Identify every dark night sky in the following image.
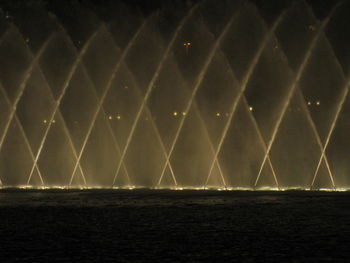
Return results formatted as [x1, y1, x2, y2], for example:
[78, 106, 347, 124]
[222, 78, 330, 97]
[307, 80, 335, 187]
[0, 0, 348, 68]
[0, 0, 342, 20]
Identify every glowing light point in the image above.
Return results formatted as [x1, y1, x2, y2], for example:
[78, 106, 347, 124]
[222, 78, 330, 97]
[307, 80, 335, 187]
[183, 42, 192, 53]
[182, 112, 186, 116]
[173, 111, 178, 116]
[308, 25, 316, 31]
[43, 120, 47, 124]
[52, 119, 56, 123]
[116, 115, 121, 120]
[307, 101, 311, 106]
[249, 106, 253, 111]
[316, 101, 320, 106]
[108, 115, 112, 120]
[216, 112, 221, 117]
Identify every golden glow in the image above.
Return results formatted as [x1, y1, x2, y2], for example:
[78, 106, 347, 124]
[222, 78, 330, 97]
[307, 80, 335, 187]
[316, 101, 320, 106]
[249, 106, 253, 111]
[307, 101, 311, 106]
[43, 119, 47, 124]
[216, 112, 221, 117]
[52, 119, 56, 123]
[183, 42, 191, 46]
[108, 115, 112, 120]
[182, 112, 186, 116]
[116, 115, 121, 120]
[173, 111, 178, 116]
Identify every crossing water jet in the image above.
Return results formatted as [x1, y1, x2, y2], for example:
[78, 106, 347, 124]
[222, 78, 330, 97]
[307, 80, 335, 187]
[205, 11, 285, 188]
[0, 1, 349, 189]
[254, 3, 341, 188]
[112, 5, 199, 186]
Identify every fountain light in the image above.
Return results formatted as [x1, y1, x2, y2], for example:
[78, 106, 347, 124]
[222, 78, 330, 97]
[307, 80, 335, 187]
[1, 2, 348, 191]
[183, 42, 192, 53]
[308, 25, 316, 31]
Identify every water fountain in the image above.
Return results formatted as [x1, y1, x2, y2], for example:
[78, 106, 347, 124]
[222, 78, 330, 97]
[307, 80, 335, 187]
[0, 0, 349, 190]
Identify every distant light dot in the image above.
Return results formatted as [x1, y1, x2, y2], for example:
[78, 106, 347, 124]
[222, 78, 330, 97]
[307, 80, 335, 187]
[216, 112, 221, 117]
[43, 120, 47, 124]
[316, 101, 320, 106]
[116, 115, 121, 120]
[173, 111, 178, 116]
[307, 101, 311, 106]
[108, 115, 112, 120]
[308, 25, 316, 31]
[52, 120, 56, 123]
[182, 112, 186, 116]
[249, 107, 253, 111]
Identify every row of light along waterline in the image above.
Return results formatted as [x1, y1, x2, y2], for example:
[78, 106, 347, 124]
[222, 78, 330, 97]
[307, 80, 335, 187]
[1, 0, 350, 190]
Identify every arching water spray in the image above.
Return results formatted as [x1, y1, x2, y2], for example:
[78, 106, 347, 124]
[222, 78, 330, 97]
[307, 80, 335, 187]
[112, 5, 200, 185]
[0, 30, 55, 185]
[254, 3, 341, 188]
[26, 28, 102, 186]
[157, 10, 241, 187]
[205, 11, 286, 188]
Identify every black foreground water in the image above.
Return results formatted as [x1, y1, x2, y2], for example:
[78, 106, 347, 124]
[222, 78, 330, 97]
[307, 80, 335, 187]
[0, 190, 349, 262]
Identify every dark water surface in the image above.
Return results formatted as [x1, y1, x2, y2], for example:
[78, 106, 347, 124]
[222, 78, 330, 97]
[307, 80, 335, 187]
[0, 189, 349, 262]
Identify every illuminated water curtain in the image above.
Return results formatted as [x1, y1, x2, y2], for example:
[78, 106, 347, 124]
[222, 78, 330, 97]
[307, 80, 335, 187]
[0, 1, 349, 190]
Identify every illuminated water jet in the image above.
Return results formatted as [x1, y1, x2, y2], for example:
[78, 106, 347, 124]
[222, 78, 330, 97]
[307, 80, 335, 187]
[0, 1, 349, 190]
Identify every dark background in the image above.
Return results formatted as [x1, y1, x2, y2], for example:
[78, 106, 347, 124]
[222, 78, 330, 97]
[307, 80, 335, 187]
[0, 0, 342, 20]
